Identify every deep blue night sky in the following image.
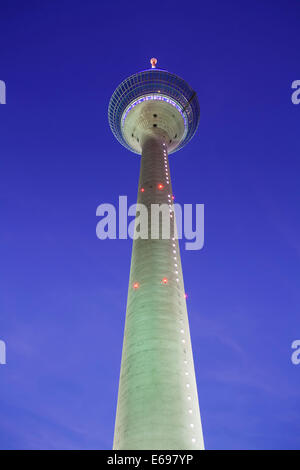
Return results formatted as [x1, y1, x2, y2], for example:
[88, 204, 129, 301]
[1, 0, 300, 449]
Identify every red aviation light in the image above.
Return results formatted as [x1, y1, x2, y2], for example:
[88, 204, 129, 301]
[157, 183, 164, 190]
[133, 282, 140, 289]
[172, 195, 175, 200]
[184, 293, 188, 299]
[162, 277, 168, 284]
[140, 187, 145, 192]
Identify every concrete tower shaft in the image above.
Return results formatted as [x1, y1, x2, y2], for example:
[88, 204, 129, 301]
[113, 136, 204, 450]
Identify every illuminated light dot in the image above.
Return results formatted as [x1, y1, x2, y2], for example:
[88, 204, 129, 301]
[184, 293, 188, 299]
[192, 438, 196, 444]
[174, 257, 177, 260]
[190, 424, 194, 428]
[187, 395, 191, 400]
[172, 243, 176, 247]
[140, 187, 145, 192]
[176, 278, 179, 282]
[180, 329, 184, 333]
[162, 277, 168, 284]
[133, 282, 140, 289]
[186, 384, 190, 388]
[185, 372, 189, 376]
[184, 360, 188, 364]
[157, 183, 164, 190]
[172, 195, 175, 200]
[188, 409, 193, 414]
[181, 339, 185, 343]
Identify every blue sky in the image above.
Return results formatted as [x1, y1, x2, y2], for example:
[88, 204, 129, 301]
[0, 0, 300, 449]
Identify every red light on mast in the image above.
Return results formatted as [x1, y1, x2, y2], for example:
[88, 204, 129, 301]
[157, 183, 164, 190]
[140, 187, 145, 192]
[162, 277, 168, 284]
[133, 282, 140, 289]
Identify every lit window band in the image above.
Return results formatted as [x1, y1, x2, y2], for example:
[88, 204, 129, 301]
[121, 94, 188, 131]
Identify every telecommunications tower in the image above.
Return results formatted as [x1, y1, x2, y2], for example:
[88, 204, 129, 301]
[108, 59, 204, 450]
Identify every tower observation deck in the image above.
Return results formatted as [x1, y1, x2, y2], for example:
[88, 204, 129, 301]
[108, 59, 204, 450]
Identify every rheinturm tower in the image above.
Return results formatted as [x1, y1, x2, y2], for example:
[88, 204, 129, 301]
[108, 59, 204, 450]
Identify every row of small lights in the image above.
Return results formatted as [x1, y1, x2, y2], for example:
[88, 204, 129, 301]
[137, 143, 196, 444]
[166, 146, 196, 442]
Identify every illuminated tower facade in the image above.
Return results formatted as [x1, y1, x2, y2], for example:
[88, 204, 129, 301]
[108, 59, 204, 450]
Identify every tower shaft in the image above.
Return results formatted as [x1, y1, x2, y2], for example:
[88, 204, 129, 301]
[113, 136, 204, 450]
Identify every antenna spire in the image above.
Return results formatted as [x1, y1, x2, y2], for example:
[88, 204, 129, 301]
[150, 57, 157, 69]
